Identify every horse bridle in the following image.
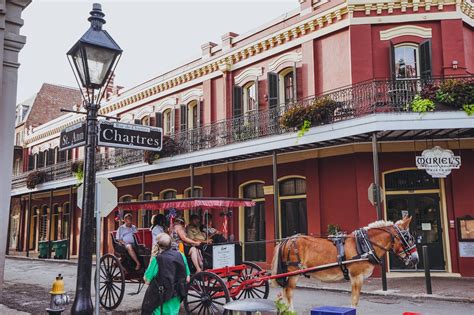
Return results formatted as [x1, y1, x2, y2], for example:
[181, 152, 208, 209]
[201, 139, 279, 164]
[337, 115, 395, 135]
[368, 225, 417, 265]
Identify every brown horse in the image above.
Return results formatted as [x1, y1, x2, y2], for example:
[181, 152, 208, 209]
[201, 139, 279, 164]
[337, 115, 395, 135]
[270, 217, 419, 309]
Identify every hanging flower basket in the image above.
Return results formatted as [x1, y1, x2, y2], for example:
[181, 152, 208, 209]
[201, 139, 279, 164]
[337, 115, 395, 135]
[26, 170, 46, 189]
[280, 97, 338, 130]
[71, 160, 84, 182]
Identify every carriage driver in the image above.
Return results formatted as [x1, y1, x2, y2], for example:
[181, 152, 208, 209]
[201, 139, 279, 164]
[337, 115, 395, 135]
[117, 213, 141, 270]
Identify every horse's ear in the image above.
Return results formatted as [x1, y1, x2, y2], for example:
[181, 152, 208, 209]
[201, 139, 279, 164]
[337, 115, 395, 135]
[401, 216, 412, 229]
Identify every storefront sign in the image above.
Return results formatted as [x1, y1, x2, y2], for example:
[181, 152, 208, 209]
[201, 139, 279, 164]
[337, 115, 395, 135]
[416, 146, 461, 178]
[212, 244, 235, 269]
[98, 121, 162, 151]
[459, 242, 474, 257]
[59, 122, 86, 151]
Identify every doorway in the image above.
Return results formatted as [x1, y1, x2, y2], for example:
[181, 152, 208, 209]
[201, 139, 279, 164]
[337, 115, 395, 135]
[384, 169, 446, 271]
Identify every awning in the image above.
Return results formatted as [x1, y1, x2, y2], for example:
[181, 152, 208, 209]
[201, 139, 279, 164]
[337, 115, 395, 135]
[114, 197, 255, 212]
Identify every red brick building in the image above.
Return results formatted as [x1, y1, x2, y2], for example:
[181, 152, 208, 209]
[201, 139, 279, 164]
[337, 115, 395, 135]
[9, 0, 474, 277]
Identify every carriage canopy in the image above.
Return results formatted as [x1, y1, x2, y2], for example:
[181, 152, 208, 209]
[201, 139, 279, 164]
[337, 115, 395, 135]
[112, 197, 256, 213]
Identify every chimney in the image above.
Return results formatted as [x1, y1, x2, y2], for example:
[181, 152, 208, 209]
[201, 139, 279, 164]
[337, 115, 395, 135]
[221, 32, 239, 51]
[201, 41, 217, 59]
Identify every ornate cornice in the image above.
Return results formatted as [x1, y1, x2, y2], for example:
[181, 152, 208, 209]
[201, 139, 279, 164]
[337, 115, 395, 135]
[380, 25, 432, 40]
[347, 0, 458, 16]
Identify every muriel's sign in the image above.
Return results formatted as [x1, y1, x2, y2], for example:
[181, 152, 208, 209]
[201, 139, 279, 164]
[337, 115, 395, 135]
[98, 121, 163, 152]
[416, 146, 461, 178]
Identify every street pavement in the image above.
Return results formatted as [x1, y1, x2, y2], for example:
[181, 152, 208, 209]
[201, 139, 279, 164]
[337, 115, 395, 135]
[2, 257, 473, 314]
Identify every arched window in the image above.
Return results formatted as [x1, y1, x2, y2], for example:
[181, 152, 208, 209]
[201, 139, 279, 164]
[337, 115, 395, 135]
[58, 148, 67, 163]
[30, 207, 39, 250]
[161, 190, 177, 200]
[39, 206, 48, 241]
[46, 148, 55, 166]
[163, 109, 172, 135]
[61, 202, 70, 240]
[188, 101, 199, 130]
[37, 151, 45, 168]
[283, 72, 294, 104]
[141, 115, 150, 126]
[242, 182, 266, 261]
[243, 82, 257, 115]
[279, 177, 307, 238]
[277, 67, 297, 105]
[394, 44, 418, 79]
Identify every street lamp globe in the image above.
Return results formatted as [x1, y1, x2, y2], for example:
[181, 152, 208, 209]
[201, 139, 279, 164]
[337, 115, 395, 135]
[67, 3, 122, 92]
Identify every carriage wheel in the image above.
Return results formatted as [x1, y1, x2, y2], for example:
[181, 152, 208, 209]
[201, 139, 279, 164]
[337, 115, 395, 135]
[234, 261, 270, 300]
[98, 254, 125, 311]
[184, 271, 230, 315]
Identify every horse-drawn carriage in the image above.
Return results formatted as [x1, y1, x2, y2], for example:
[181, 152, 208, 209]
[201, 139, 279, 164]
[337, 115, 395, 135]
[98, 197, 419, 313]
[98, 197, 270, 313]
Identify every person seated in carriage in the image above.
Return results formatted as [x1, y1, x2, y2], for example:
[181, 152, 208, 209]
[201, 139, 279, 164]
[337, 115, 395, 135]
[150, 214, 166, 247]
[201, 213, 226, 244]
[170, 215, 206, 272]
[116, 213, 141, 270]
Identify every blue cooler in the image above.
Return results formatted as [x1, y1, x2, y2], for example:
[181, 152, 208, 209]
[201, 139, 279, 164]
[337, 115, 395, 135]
[311, 306, 356, 315]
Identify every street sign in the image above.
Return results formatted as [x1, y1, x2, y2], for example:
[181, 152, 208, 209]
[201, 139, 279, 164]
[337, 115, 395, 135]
[368, 183, 384, 206]
[98, 120, 163, 151]
[77, 177, 118, 217]
[59, 122, 86, 151]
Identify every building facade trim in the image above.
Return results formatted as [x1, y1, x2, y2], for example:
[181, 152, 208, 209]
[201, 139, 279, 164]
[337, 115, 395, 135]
[234, 67, 264, 85]
[380, 25, 433, 40]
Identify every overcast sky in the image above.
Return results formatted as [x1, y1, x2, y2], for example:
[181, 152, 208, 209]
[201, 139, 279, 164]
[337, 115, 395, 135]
[17, 0, 296, 103]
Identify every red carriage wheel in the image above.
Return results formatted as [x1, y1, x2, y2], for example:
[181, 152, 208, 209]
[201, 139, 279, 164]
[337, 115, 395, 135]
[184, 271, 230, 314]
[97, 254, 125, 311]
[233, 261, 269, 300]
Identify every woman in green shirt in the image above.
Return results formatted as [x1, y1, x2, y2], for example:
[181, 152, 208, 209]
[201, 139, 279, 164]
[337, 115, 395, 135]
[143, 233, 190, 315]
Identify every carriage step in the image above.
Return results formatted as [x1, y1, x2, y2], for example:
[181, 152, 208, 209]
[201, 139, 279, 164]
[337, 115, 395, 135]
[311, 306, 356, 315]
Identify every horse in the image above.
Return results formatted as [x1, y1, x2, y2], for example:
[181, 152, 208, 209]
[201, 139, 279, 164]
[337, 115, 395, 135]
[270, 216, 419, 309]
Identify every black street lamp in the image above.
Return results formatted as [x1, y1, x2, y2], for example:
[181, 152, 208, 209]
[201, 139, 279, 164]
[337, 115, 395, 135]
[67, 3, 122, 314]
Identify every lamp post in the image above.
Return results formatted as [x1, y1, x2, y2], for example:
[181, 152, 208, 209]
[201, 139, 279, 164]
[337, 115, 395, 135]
[67, 3, 122, 314]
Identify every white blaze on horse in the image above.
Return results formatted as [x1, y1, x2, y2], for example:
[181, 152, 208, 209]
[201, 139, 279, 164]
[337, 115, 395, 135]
[270, 216, 419, 309]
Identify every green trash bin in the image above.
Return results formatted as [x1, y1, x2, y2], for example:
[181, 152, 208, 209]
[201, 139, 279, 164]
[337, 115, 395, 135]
[52, 239, 68, 259]
[38, 240, 50, 259]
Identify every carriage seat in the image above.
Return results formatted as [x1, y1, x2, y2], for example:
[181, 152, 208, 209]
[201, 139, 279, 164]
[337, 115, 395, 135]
[110, 230, 151, 257]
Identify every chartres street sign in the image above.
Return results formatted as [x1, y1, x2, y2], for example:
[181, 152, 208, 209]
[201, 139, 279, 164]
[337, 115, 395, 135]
[98, 120, 163, 151]
[59, 122, 86, 151]
[416, 146, 461, 178]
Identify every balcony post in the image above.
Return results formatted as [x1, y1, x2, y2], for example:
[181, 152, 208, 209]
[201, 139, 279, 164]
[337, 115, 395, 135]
[372, 132, 387, 291]
[190, 164, 195, 198]
[26, 192, 32, 257]
[68, 185, 73, 260]
[48, 189, 54, 258]
[272, 151, 279, 241]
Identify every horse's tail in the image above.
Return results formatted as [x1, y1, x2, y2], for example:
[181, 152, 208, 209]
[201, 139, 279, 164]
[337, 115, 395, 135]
[271, 240, 289, 287]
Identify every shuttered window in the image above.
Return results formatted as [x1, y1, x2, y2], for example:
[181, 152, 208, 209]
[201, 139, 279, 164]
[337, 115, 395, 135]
[180, 104, 187, 131]
[419, 40, 432, 80]
[267, 72, 279, 108]
[233, 86, 243, 117]
[155, 112, 163, 128]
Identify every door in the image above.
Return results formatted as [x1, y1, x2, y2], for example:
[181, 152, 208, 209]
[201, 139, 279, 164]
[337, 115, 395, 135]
[386, 194, 445, 270]
[281, 198, 307, 238]
[244, 201, 266, 261]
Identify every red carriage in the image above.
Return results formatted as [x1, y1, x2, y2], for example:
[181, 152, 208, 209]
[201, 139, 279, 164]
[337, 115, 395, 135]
[97, 197, 271, 313]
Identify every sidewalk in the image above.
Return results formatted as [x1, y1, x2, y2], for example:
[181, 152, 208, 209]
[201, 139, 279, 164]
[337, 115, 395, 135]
[298, 275, 474, 303]
[0, 304, 29, 315]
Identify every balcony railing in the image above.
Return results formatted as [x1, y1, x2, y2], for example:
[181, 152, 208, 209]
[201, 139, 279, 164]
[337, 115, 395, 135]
[11, 76, 473, 190]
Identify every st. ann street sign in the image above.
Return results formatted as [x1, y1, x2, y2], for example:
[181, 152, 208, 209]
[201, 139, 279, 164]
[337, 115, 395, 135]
[59, 122, 86, 151]
[98, 120, 163, 151]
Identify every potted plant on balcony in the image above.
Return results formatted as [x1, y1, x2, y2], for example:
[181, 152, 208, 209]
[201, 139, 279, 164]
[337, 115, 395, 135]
[71, 160, 84, 182]
[280, 97, 338, 130]
[26, 170, 46, 189]
[143, 136, 179, 164]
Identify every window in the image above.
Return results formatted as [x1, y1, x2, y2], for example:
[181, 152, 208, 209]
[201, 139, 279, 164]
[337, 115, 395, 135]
[385, 170, 439, 191]
[391, 41, 432, 80]
[46, 148, 55, 166]
[242, 182, 266, 261]
[162, 190, 176, 200]
[142, 193, 154, 228]
[163, 109, 172, 135]
[185, 187, 203, 217]
[394, 45, 418, 79]
[37, 151, 45, 168]
[243, 82, 258, 115]
[61, 203, 70, 240]
[141, 116, 150, 126]
[279, 178, 307, 238]
[284, 72, 294, 103]
[188, 101, 200, 130]
[39, 206, 48, 241]
[52, 205, 60, 241]
[28, 155, 35, 171]
[58, 149, 67, 163]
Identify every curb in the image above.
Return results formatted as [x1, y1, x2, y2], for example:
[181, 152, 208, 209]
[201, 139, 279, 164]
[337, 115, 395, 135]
[297, 283, 474, 304]
[6, 255, 82, 265]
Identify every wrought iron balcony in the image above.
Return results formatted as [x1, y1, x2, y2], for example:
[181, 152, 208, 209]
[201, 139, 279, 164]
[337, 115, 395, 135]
[11, 76, 473, 190]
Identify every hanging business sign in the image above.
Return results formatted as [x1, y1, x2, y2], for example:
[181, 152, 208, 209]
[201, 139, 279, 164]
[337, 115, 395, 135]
[98, 120, 163, 151]
[416, 146, 461, 178]
[59, 122, 86, 151]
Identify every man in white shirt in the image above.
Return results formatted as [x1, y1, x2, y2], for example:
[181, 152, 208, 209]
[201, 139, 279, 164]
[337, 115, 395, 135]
[117, 213, 141, 270]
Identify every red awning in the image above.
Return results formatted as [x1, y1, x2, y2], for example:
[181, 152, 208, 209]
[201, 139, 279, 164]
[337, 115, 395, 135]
[114, 197, 255, 212]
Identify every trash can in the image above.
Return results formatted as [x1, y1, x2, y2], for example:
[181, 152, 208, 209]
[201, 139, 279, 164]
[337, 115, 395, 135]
[51, 239, 68, 259]
[38, 240, 50, 259]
